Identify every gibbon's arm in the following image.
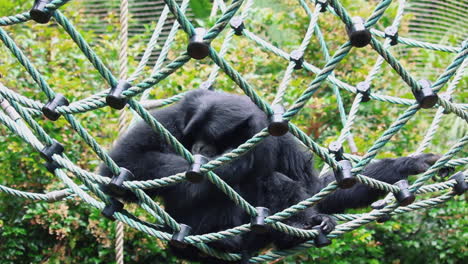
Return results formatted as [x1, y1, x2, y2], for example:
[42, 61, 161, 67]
[317, 154, 441, 214]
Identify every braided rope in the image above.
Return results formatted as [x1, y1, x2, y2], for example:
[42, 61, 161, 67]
[0, 0, 466, 263]
[114, 0, 130, 262]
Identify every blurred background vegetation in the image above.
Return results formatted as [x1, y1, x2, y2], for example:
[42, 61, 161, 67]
[0, 0, 466, 263]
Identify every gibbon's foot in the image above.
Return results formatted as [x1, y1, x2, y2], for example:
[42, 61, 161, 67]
[307, 214, 336, 234]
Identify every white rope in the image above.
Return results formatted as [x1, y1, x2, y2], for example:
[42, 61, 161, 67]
[127, 5, 171, 83]
[321, 0, 408, 176]
[414, 56, 467, 155]
[206, 0, 254, 85]
[115, 0, 129, 263]
[272, 1, 322, 106]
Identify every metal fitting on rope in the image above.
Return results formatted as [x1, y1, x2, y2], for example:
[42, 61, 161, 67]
[108, 168, 135, 196]
[101, 197, 124, 221]
[290, 50, 304, 70]
[106, 80, 131, 110]
[384, 26, 399, 46]
[250, 207, 270, 233]
[413, 79, 438, 109]
[450, 172, 467, 195]
[187, 28, 210, 60]
[42, 93, 69, 121]
[346, 16, 371, 48]
[40, 140, 64, 173]
[313, 225, 332, 247]
[394, 180, 415, 206]
[328, 141, 344, 161]
[230, 16, 245, 36]
[371, 199, 391, 222]
[44, 160, 62, 174]
[268, 104, 289, 136]
[333, 160, 356, 188]
[439, 92, 452, 114]
[315, 0, 328, 12]
[30, 0, 53, 24]
[40, 140, 64, 162]
[356, 81, 371, 102]
[170, 224, 192, 248]
[186, 154, 209, 183]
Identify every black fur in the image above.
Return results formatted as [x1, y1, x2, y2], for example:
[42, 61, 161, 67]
[99, 89, 441, 263]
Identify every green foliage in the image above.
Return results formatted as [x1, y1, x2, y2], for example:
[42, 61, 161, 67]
[276, 197, 467, 264]
[189, 0, 212, 19]
[0, 0, 466, 263]
[0, 0, 28, 15]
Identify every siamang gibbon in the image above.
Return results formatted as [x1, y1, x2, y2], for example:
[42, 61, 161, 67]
[99, 89, 442, 263]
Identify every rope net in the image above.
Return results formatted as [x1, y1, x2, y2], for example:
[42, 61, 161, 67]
[0, 0, 467, 262]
